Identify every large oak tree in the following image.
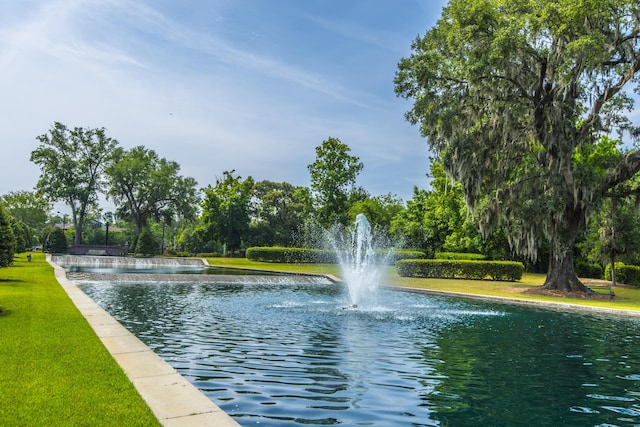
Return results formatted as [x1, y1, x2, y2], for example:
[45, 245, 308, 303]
[395, 0, 640, 292]
[31, 122, 119, 246]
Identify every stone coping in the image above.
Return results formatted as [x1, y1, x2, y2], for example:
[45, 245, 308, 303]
[392, 286, 640, 318]
[47, 255, 241, 427]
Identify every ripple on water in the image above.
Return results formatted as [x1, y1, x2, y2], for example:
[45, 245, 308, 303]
[77, 281, 640, 427]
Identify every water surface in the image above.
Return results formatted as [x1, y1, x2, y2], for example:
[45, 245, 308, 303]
[78, 280, 640, 426]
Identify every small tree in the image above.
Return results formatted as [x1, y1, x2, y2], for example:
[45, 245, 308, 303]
[135, 230, 156, 256]
[45, 228, 68, 254]
[0, 205, 16, 267]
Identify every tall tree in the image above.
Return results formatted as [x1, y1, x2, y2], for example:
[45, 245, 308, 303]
[200, 170, 254, 256]
[395, 0, 640, 292]
[30, 122, 119, 245]
[105, 146, 199, 236]
[308, 137, 363, 227]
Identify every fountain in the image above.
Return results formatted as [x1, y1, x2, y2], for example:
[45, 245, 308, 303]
[333, 214, 381, 307]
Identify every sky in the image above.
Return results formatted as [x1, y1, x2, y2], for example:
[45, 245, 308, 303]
[0, 0, 449, 211]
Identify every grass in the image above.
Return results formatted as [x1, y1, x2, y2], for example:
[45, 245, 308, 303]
[206, 257, 640, 313]
[0, 253, 161, 427]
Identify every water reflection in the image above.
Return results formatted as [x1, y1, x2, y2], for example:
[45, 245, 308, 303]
[78, 281, 640, 426]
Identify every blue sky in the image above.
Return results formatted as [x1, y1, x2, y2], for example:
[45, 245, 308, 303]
[0, 0, 448, 208]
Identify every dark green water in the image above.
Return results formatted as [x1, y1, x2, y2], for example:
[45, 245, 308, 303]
[78, 281, 640, 426]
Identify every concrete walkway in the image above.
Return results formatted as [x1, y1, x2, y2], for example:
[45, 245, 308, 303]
[48, 257, 241, 427]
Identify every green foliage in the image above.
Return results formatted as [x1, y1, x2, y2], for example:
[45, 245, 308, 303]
[134, 229, 157, 255]
[308, 137, 363, 226]
[348, 193, 404, 231]
[0, 204, 16, 267]
[605, 262, 640, 287]
[1, 190, 50, 231]
[397, 259, 524, 281]
[246, 247, 337, 263]
[246, 246, 427, 265]
[30, 122, 119, 245]
[395, 0, 640, 291]
[575, 262, 603, 280]
[45, 228, 68, 254]
[248, 180, 310, 247]
[200, 170, 254, 255]
[436, 252, 486, 260]
[10, 218, 33, 253]
[106, 145, 199, 235]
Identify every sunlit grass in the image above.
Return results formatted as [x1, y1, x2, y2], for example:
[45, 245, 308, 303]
[205, 257, 640, 313]
[0, 253, 160, 426]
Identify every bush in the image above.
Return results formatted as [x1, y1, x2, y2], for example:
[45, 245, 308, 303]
[45, 228, 68, 254]
[605, 262, 640, 287]
[0, 204, 16, 267]
[374, 249, 427, 265]
[396, 259, 524, 281]
[245, 247, 428, 264]
[575, 262, 603, 279]
[246, 247, 337, 263]
[134, 230, 157, 256]
[435, 252, 486, 260]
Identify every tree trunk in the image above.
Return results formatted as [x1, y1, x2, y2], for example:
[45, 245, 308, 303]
[542, 248, 585, 292]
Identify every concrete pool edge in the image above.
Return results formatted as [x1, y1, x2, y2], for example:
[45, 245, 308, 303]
[47, 255, 241, 427]
[392, 286, 640, 318]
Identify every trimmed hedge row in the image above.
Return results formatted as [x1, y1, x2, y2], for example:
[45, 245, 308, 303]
[245, 247, 427, 264]
[605, 262, 640, 287]
[396, 259, 524, 281]
[435, 252, 486, 260]
[246, 247, 336, 263]
[575, 262, 603, 279]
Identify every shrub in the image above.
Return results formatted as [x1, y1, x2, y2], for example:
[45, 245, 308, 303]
[45, 227, 68, 254]
[605, 262, 640, 287]
[246, 247, 337, 263]
[0, 204, 16, 267]
[435, 252, 486, 260]
[135, 230, 157, 256]
[246, 247, 428, 264]
[575, 262, 603, 279]
[396, 259, 524, 281]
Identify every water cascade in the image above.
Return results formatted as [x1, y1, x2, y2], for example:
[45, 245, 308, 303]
[336, 213, 381, 307]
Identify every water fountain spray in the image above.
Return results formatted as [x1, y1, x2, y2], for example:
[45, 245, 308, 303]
[335, 214, 380, 307]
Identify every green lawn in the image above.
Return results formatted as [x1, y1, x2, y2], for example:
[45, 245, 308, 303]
[0, 253, 160, 427]
[206, 257, 640, 313]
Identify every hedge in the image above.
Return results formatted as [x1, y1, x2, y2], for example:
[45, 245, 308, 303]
[245, 247, 427, 264]
[396, 259, 524, 281]
[435, 252, 486, 260]
[575, 262, 603, 279]
[605, 262, 640, 287]
[246, 247, 337, 263]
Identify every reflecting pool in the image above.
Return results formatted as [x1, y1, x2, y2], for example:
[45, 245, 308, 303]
[78, 280, 640, 426]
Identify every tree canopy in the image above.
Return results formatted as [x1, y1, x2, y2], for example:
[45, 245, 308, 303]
[308, 137, 363, 227]
[30, 122, 119, 245]
[105, 146, 199, 236]
[200, 170, 254, 255]
[395, 0, 640, 292]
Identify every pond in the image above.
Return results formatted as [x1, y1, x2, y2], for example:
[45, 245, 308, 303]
[78, 280, 640, 426]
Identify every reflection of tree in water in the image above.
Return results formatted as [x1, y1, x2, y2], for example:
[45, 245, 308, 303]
[423, 307, 640, 426]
